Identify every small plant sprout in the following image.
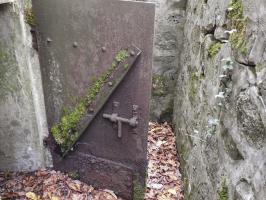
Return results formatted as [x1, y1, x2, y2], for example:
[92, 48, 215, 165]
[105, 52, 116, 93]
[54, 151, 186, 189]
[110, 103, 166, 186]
[208, 118, 220, 126]
[224, 29, 237, 34]
[207, 118, 219, 134]
[215, 92, 225, 99]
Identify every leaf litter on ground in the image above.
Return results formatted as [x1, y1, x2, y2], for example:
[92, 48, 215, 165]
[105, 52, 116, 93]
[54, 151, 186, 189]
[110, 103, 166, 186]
[0, 169, 122, 200]
[0, 122, 183, 200]
[145, 122, 183, 200]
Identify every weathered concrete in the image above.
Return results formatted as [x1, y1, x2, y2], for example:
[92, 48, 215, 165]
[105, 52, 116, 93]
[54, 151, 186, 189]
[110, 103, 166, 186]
[136, 0, 187, 123]
[174, 0, 266, 199]
[0, 1, 51, 171]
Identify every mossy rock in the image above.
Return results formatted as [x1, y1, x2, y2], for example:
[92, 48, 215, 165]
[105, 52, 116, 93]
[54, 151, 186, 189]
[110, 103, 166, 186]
[152, 74, 167, 97]
[227, 0, 248, 54]
[24, 6, 35, 26]
[186, 68, 200, 103]
[218, 180, 229, 200]
[207, 42, 222, 58]
[0, 43, 17, 100]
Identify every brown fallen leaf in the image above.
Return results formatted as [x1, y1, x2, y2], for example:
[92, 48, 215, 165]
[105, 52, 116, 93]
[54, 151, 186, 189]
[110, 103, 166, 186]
[26, 191, 40, 200]
[146, 122, 183, 200]
[0, 123, 183, 200]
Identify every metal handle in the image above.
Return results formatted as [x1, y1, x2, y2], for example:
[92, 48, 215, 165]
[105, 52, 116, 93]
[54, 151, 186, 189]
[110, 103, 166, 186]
[103, 112, 138, 138]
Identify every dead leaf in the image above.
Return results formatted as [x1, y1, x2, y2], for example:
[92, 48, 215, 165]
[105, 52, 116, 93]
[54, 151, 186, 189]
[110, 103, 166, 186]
[51, 196, 60, 200]
[103, 189, 118, 199]
[26, 191, 40, 200]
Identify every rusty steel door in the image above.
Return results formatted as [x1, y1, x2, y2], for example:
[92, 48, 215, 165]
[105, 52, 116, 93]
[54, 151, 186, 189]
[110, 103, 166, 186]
[33, 0, 155, 199]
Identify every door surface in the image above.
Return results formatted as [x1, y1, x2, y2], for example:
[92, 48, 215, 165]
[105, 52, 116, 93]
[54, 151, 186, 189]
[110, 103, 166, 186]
[33, 0, 155, 199]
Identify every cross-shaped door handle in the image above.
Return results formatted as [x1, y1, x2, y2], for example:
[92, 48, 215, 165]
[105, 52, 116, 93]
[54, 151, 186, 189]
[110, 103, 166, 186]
[103, 102, 138, 139]
[103, 113, 138, 138]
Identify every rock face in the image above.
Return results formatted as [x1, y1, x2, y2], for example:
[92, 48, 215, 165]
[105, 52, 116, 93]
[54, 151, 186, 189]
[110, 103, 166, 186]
[174, 0, 266, 199]
[136, 0, 187, 122]
[0, 1, 51, 171]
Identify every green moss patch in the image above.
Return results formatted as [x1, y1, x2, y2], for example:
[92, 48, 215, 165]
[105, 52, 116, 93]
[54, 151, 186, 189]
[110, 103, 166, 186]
[218, 180, 229, 200]
[67, 170, 80, 180]
[152, 74, 167, 97]
[227, 0, 247, 53]
[133, 176, 145, 200]
[115, 50, 129, 62]
[0, 43, 17, 99]
[0, 46, 8, 87]
[51, 50, 129, 154]
[256, 63, 264, 73]
[187, 72, 199, 102]
[208, 42, 222, 58]
[24, 6, 35, 26]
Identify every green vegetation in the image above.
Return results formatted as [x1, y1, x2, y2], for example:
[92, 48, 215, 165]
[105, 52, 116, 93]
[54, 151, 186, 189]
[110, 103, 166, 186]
[115, 50, 129, 62]
[133, 176, 145, 200]
[68, 170, 80, 180]
[256, 63, 264, 73]
[51, 104, 85, 153]
[187, 72, 199, 102]
[0, 46, 8, 92]
[152, 74, 167, 96]
[208, 42, 222, 58]
[51, 50, 129, 154]
[218, 180, 229, 200]
[227, 0, 247, 53]
[24, 6, 35, 26]
[0, 44, 17, 99]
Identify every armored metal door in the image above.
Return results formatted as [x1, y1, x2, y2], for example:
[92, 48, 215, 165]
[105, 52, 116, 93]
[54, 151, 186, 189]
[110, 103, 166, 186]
[33, 0, 155, 199]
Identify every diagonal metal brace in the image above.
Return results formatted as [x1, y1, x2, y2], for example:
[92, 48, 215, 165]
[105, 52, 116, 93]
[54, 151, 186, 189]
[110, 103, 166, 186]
[62, 45, 141, 156]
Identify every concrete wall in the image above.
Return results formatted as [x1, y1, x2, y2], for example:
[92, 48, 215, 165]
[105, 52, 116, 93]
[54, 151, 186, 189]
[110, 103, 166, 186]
[0, 1, 51, 171]
[174, 0, 266, 199]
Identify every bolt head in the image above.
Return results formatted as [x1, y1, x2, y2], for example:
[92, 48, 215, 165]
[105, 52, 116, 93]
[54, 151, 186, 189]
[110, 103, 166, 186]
[130, 51, 135, 56]
[73, 42, 78, 48]
[132, 105, 139, 111]
[113, 101, 120, 107]
[101, 47, 107, 52]
[46, 38, 52, 43]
